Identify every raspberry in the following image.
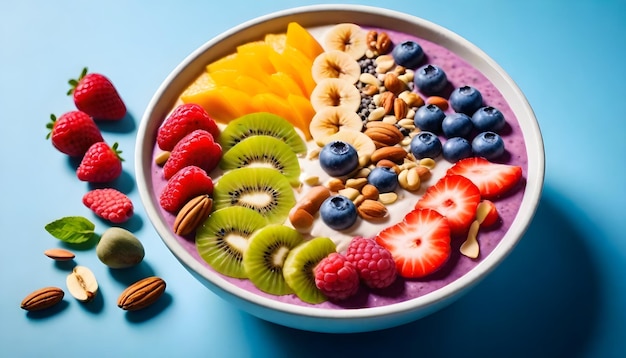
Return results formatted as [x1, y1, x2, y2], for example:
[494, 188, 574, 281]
[314, 253, 360, 301]
[83, 188, 133, 223]
[157, 103, 220, 151]
[345, 237, 397, 289]
[159, 165, 214, 213]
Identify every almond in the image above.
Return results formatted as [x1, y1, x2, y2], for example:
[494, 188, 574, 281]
[370, 146, 407, 164]
[21, 287, 64, 311]
[44, 248, 75, 261]
[364, 122, 403, 147]
[173, 194, 213, 236]
[357, 199, 388, 221]
[288, 208, 315, 231]
[361, 184, 379, 200]
[393, 98, 409, 119]
[426, 96, 449, 110]
[117, 276, 166, 311]
[383, 73, 406, 95]
[379, 91, 396, 115]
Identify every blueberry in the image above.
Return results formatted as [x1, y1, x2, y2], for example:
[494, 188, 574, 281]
[449, 85, 483, 115]
[410, 131, 442, 159]
[320, 195, 357, 230]
[442, 137, 472, 163]
[472, 131, 505, 160]
[442, 113, 473, 138]
[414, 64, 448, 96]
[471, 106, 506, 132]
[367, 166, 398, 193]
[391, 40, 424, 68]
[414, 104, 445, 133]
[318, 141, 359, 177]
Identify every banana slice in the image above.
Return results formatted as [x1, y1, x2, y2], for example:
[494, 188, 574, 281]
[310, 78, 361, 112]
[309, 106, 363, 146]
[320, 129, 376, 168]
[323, 23, 368, 60]
[312, 50, 361, 84]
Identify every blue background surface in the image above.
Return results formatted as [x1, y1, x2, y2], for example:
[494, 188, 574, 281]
[2, 0, 625, 357]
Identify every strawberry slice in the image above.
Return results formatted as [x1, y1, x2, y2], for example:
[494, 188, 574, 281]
[375, 208, 451, 279]
[415, 174, 481, 236]
[446, 157, 523, 199]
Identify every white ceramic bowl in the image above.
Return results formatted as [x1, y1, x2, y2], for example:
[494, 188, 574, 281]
[135, 4, 544, 333]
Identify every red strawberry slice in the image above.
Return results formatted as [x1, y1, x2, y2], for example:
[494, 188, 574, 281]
[415, 174, 481, 236]
[68, 67, 126, 121]
[159, 165, 214, 213]
[375, 208, 451, 279]
[446, 157, 523, 199]
[157, 103, 220, 151]
[163, 129, 222, 180]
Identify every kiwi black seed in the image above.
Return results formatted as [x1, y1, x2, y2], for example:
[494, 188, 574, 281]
[219, 135, 301, 187]
[212, 167, 296, 224]
[196, 206, 267, 278]
[283, 237, 337, 304]
[217, 112, 307, 154]
[243, 224, 304, 295]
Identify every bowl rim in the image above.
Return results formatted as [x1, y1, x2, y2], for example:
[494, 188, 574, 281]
[135, 4, 545, 321]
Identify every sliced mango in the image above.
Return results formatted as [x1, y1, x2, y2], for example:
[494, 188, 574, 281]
[285, 22, 324, 61]
[287, 94, 315, 139]
[264, 33, 287, 53]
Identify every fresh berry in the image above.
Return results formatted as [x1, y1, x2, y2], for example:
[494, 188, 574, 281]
[442, 113, 473, 138]
[314, 252, 360, 301]
[82, 188, 133, 223]
[413, 104, 445, 133]
[163, 129, 222, 179]
[160, 165, 214, 213]
[157, 103, 220, 151]
[319, 195, 357, 230]
[410, 131, 442, 159]
[367, 166, 398, 193]
[472, 131, 505, 160]
[477, 200, 499, 227]
[446, 157, 523, 199]
[68, 67, 126, 120]
[415, 174, 481, 236]
[375, 208, 451, 278]
[76, 142, 123, 183]
[449, 85, 483, 115]
[471, 106, 506, 132]
[442, 137, 472, 163]
[345, 237, 397, 289]
[391, 40, 424, 68]
[414, 64, 448, 96]
[46, 111, 103, 157]
[318, 141, 359, 177]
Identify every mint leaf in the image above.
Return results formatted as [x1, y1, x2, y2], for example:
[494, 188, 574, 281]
[45, 216, 96, 244]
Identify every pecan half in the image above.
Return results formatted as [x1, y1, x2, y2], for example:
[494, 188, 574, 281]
[21, 287, 64, 311]
[173, 194, 213, 236]
[117, 276, 166, 311]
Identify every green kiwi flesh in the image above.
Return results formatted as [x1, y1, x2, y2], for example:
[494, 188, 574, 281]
[243, 224, 304, 295]
[219, 135, 301, 187]
[196, 206, 267, 278]
[213, 167, 295, 224]
[283, 237, 337, 304]
[217, 112, 307, 154]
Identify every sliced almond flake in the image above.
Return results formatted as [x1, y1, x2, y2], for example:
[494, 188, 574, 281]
[460, 220, 481, 259]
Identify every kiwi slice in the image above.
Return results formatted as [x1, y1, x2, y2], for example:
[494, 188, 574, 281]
[196, 206, 267, 278]
[243, 224, 304, 295]
[218, 112, 307, 154]
[220, 135, 301, 187]
[213, 167, 296, 224]
[283, 237, 337, 304]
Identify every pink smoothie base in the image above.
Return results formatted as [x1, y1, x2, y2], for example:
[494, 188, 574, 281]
[149, 26, 528, 309]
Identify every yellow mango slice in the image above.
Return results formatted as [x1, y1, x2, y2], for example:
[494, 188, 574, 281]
[180, 72, 216, 103]
[188, 86, 255, 123]
[285, 22, 324, 61]
[287, 94, 315, 139]
[264, 33, 287, 53]
[269, 72, 305, 98]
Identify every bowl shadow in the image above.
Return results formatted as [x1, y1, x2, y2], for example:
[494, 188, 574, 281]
[234, 186, 602, 357]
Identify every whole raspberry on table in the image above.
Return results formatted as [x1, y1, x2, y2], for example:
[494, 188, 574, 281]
[345, 236, 397, 289]
[46, 111, 103, 157]
[314, 252, 360, 301]
[68, 67, 126, 121]
[83, 188, 134, 223]
[76, 142, 123, 183]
